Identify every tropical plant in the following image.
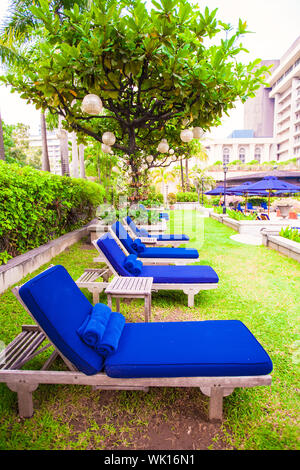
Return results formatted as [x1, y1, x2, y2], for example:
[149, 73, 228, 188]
[226, 209, 257, 220]
[0, 0, 271, 200]
[151, 166, 176, 203]
[279, 226, 300, 243]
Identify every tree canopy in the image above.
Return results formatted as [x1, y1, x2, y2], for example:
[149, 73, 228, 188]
[0, 0, 271, 199]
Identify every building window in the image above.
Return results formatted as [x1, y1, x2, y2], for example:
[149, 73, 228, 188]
[254, 147, 261, 163]
[239, 147, 246, 163]
[223, 147, 230, 164]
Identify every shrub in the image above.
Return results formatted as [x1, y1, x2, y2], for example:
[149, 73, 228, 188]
[176, 191, 198, 202]
[0, 161, 105, 262]
[226, 209, 257, 220]
[167, 193, 176, 205]
[279, 226, 300, 243]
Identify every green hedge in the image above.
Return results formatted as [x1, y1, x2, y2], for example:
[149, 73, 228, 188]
[0, 161, 105, 263]
[176, 191, 198, 202]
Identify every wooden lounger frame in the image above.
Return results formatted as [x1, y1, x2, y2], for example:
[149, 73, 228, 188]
[92, 240, 218, 308]
[0, 283, 272, 422]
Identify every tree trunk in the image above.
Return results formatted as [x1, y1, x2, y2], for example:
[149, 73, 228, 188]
[180, 158, 185, 192]
[58, 116, 70, 176]
[185, 158, 190, 191]
[79, 143, 86, 178]
[0, 112, 6, 161]
[71, 132, 79, 178]
[40, 112, 51, 171]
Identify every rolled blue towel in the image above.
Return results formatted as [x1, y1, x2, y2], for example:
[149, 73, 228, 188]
[77, 303, 112, 348]
[123, 255, 143, 275]
[124, 254, 138, 272]
[96, 312, 126, 356]
[131, 259, 143, 276]
[131, 238, 145, 253]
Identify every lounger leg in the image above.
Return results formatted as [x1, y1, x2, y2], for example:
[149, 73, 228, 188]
[187, 293, 194, 308]
[7, 382, 38, 418]
[200, 385, 231, 422]
[183, 288, 201, 308]
[107, 294, 112, 309]
[208, 386, 223, 422]
[89, 289, 99, 305]
[144, 293, 151, 322]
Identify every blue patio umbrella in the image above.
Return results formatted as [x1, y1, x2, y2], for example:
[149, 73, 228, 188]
[205, 185, 225, 195]
[229, 181, 257, 211]
[205, 185, 237, 196]
[244, 176, 300, 216]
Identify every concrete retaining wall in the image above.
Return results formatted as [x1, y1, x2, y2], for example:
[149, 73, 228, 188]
[0, 220, 95, 294]
[210, 211, 293, 235]
[261, 230, 300, 262]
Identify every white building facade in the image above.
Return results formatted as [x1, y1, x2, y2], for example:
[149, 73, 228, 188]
[202, 136, 277, 166]
[29, 130, 62, 175]
[269, 36, 300, 162]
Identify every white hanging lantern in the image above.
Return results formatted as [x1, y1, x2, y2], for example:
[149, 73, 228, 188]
[193, 127, 203, 139]
[182, 118, 190, 127]
[169, 148, 174, 155]
[102, 131, 116, 146]
[81, 94, 103, 115]
[180, 129, 194, 143]
[157, 140, 169, 153]
[101, 143, 111, 154]
[146, 155, 154, 164]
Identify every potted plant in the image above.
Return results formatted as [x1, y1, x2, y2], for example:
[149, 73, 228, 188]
[273, 198, 295, 219]
[167, 192, 177, 209]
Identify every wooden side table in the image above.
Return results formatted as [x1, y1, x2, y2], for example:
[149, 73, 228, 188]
[105, 277, 153, 322]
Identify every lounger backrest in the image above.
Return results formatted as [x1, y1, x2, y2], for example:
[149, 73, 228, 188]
[126, 216, 141, 236]
[18, 265, 105, 375]
[111, 221, 135, 254]
[96, 233, 132, 276]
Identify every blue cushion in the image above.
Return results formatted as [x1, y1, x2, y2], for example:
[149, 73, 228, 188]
[113, 221, 198, 258]
[139, 247, 199, 259]
[104, 320, 273, 378]
[126, 216, 189, 241]
[141, 265, 219, 284]
[126, 216, 190, 242]
[97, 233, 131, 276]
[19, 265, 105, 375]
[159, 213, 169, 220]
[97, 234, 216, 282]
[111, 221, 136, 254]
[157, 234, 189, 241]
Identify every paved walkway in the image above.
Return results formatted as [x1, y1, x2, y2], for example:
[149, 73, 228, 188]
[230, 233, 263, 245]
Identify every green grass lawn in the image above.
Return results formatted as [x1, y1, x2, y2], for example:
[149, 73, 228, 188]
[0, 210, 299, 450]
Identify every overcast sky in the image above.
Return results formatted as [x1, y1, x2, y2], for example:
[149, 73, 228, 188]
[0, 0, 300, 136]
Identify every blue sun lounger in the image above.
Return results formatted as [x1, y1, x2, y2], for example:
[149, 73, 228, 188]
[110, 221, 198, 265]
[1, 264, 272, 422]
[139, 203, 169, 221]
[125, 216, 189, 244]
[94, 232, 217, 307]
